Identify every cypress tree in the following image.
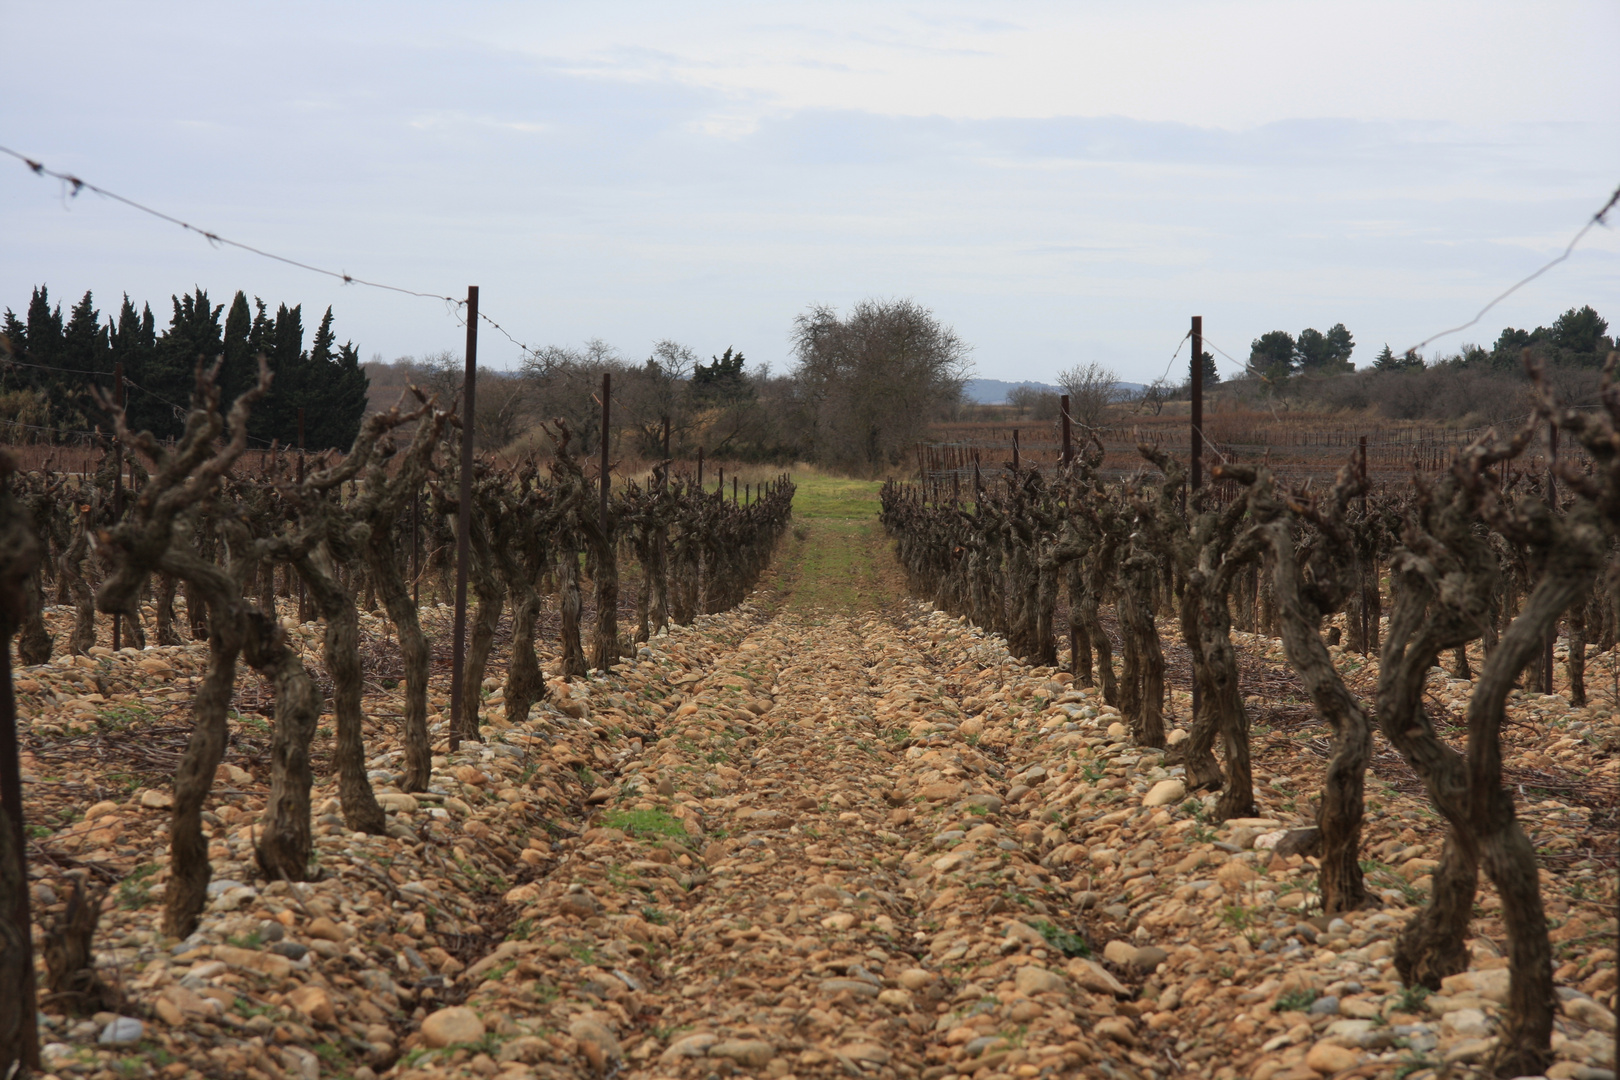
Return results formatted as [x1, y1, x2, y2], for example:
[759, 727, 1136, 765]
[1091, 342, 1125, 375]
[220, 290, 255, 410]
[132, 289, 223, 440]
[249, 303, 305, 445]
[298, 307, 368, 450]
[109, 296, 157, 419]
[60, 291, 110, 432]
[6, 285, 369, 445]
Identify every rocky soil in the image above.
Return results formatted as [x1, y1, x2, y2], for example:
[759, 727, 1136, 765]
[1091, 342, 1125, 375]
[15, 525, 1620, 1080]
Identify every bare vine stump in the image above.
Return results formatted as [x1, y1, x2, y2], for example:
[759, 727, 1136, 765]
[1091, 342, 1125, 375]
[253, 612, 322, 881]
[18, 564, 51, 664]
[154, 572, 183, 646]
[43, 881, 118, 1015]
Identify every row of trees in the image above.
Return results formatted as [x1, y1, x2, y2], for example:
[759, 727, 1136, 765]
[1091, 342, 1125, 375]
[370, 297, 973, 475]
[0, 286, 370, 450]
[1249, 323, 1356, 380]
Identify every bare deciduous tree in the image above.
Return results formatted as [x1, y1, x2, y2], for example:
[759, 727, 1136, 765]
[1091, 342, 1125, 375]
[1055, 361, 1120, 430]
[1007, 386, 1060, 420]
[792, 298, 970, 473]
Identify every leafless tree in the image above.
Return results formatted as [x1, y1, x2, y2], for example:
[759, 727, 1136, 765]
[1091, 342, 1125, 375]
[791, 298, 971, 473]
[1133, 377, 1175, 416]
[1055, 361, 1120, 430]
[1007, 386, 1060, 420]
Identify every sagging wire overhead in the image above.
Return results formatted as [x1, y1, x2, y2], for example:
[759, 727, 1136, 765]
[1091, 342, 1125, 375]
[0, 144, 466, 309]
[1401, 181, 1620, 358]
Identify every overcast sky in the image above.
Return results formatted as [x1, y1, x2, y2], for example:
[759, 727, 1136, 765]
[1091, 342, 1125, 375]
[3, 1, 1617, 384]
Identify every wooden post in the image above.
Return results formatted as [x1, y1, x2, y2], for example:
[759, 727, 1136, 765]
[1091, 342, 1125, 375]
[1190, 315, 1203, 727]
[112, 362, 124, 651]
[1359, 435, 1370, 653]
[1012, 429, 1020, 471]
[449, 285, 478, 751]
[1546, 423, 1558, 695]
[297, 407, 309, 621]
[600, 372, 611, 527]
[1190, 315, 1203, 491]
[1060, 394, 1072, 465]
[696, 447, 703, 488]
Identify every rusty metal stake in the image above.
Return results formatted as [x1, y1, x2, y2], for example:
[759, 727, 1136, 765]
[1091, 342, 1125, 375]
[1190, 315, 1203, 727]
[449, 285, 478, 750]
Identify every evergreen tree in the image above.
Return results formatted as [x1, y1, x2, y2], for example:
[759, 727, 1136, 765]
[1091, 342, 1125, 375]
[1372, 344, 1422, 372]
[1324, 323, 1355, 369]
[21, 288, 72, 429]
[1249, 330, 1297, 380]
[247, 303, 305, 446]
[23, 287, 64, 378]
[1550, 305, 1610, 355]
[109, 296, 157, 414]
[1197, 349, 1219, 385]
[1294, 324, 1354, 374]
[291, 307, 368, 450]
[59, 291, 111, 431]
[130, 289, 224, 440]
[693, 346, 751, 402]
[220, 290, 256, 410]
[62, 292, 108, 375]
[4, 284, 369, 445]
[303, 332, 370, 450]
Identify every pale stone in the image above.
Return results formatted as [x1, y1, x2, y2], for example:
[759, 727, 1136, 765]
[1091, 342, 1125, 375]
[568, 1017, 622, 1059]
[1442, 1038, 1496, 1065]
[1217, 860, 1258, 888]
[1441, 1008, 1491, 1038]
[1142, 778, 1186, 808]
[1304, 1041, 1359, 1074]
[287, 985, 335, 1025]
[660, 1033, 718, 1061]
[1014, 966, 1067, 996]
[213, 944, 292, 978]
[1066, 957, 1129, 996]
[1441, 968, 1510, 1004]
[877, 988, 913, 1009]
[1094, 1017, 1135, 1045]
[841, 1043, 891, 1065]
[140, 789, 174, 809]
[1564, 995, 1616, 1033]
[98, 1017, 144, 1045]
[1103, 940, 1139, 966]
[421, 1006, 485, 1048]
[708, 1039, 774, 1068]
[897, 968, 936, 991]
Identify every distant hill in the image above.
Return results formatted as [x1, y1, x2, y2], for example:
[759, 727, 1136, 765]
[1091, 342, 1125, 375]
[964, 378, 1145, 404]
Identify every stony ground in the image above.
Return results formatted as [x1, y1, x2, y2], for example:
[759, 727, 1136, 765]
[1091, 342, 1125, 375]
[15, 475, 1620, 1080]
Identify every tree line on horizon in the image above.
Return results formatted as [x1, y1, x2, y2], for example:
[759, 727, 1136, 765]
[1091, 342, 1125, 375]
[369, 296, 971, 475]
[0, 285, 370, 450]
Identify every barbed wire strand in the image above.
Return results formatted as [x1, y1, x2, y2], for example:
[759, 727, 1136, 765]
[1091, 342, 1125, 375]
[1, 145, 467, 308]
[1401, 181, 1620, 358]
